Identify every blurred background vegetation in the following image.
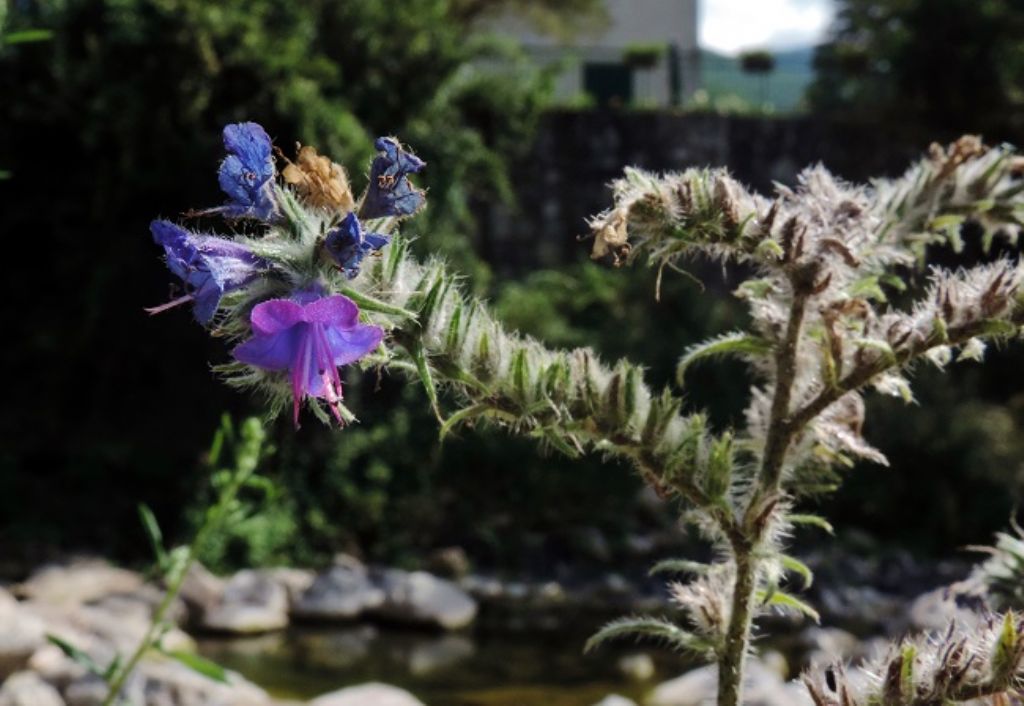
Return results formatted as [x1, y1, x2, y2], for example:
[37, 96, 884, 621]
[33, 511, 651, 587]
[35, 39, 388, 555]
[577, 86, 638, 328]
[3, 0, 1024, 575]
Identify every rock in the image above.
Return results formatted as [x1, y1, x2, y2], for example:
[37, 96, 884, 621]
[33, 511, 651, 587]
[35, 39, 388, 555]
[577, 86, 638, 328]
[593, 697, 637, 706]
[62, 674, 105, 706]
[795, 627, 861, 670]
[406, 635, 474, 676]
[0, 671, 64, 706]
[15, 559, 141, 607]
[647, 660, 811, 706]
[86, 586, 187, 628]
[426, 547, 470, 579]
[909, 587, 981, 633]
[179, 563, 225, 626]
[261, 568, 315, 606]
[0, 588, 46, 678]
[617, 653, 655, 681]
[459, 575, 503, 600]
[202, 570, 289, 634]
[309, 683, 425, 706]
[373, 570, 477, 630]
[293, 565, 385, 621]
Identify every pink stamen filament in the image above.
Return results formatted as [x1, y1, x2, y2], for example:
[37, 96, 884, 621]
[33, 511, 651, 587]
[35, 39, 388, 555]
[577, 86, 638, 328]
[144, 293, 194, 315]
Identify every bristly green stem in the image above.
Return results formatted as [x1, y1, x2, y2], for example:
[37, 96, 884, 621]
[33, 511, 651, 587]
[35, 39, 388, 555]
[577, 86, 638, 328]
[100, 425, 262, 706]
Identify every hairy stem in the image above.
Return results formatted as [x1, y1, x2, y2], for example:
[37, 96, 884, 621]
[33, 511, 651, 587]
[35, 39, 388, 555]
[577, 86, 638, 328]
[719, 289, 808, 706]
[718, 547, 757, 706]
[100, 448, 257, 705]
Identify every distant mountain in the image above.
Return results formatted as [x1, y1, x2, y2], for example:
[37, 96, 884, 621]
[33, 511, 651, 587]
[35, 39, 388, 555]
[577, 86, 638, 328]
[697, 46, 816, 113]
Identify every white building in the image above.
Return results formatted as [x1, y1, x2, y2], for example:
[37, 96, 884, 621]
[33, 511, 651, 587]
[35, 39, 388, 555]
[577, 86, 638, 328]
[492, 0, 700, 107]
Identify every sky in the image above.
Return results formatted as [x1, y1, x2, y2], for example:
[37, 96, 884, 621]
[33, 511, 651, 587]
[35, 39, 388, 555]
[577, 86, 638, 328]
[699, 0, 836, 55]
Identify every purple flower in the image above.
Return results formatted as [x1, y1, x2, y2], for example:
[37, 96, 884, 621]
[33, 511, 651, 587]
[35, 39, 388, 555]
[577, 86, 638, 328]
[324, 212, 390, 278]
[217, 122, 278, 220]
[360, 136, 426, 218]
[233, 293, 384, 426]
[148, 220, 268, 324]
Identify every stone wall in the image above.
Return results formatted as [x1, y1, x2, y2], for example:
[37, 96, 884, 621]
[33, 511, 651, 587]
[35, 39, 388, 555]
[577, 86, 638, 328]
[481, 111, 948, 270]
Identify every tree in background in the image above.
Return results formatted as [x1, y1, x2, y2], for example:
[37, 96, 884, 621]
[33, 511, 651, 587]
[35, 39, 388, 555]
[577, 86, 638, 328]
[809, 0, 1024, 141]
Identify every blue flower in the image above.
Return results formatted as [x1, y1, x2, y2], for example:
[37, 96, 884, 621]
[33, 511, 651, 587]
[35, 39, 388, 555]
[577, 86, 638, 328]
[360, 136, 426, 218]
[148, 220, 268, 324]
[232, 293, 384, 426]
[324, 212, 390, 279]
[217, 122, 278, 220]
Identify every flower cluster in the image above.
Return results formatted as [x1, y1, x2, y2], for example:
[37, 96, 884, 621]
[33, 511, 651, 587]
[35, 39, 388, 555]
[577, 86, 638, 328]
[148, 122, 426, 426]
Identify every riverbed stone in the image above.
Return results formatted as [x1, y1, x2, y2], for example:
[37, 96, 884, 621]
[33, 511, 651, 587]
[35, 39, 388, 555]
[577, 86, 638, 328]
[293, 564, 385, 621]
[0, 671, 64, 706]
[261, 568, 315, 606]
[15, 559, 142, 607]
[309, 683, 425, 706]
[179, 563, 225, 626]
[647, 660, 812, 706]
[372, 569, 477, 630]
[0, 588, 46, 678]
[909, 587, 981, 633]
[617, 653, 655, 681]
[202, 570, 289, 634]
[593, 697, 637, 706]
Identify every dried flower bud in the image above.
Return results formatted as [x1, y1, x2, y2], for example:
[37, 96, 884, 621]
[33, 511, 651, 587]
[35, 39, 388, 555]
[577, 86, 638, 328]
[590, 207, 631, 265]
[282, 144, 355, 212]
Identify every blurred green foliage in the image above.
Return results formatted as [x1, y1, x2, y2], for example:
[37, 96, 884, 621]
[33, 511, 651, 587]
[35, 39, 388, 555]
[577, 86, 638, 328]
[0, 0, 607, 563]
[809, 0, 1024, 140]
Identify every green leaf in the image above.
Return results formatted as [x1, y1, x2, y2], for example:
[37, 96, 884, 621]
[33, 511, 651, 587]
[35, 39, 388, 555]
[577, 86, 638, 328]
[0, 169, 10, 180]
[757, 590, 820, 623]
[648, 559, 710, 577]
[780, 554, 814, 590]
[337, 285, 415, 320]
[584, 617, 712, 655]
[138, 504, 168, 571]
[991, 611, 1019, 680]
[163, 650, 229, 684]
[849, 275, 887, 302]
[46, 634, 104, 677]
[677, 332, 772, 384]
[438, 403, 491, 440]
[788, 514, 834, 534]
[409, 342, 443, 422]
[4, 29, 54, 44]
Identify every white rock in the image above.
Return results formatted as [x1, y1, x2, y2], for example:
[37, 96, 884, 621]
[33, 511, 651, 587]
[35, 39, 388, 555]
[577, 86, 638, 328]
[179, 563, 225, 626]
[0, 671, 64, 706]
[406, 635, 474, 676]
[593, 696, 638, 706]
[372, 570, 477, 630]
[202, 570, 289, 634]
[261, 568, 315, 606]
[647, 660, 811, 706]
[909, 587, 981, 633]
[293, 565, 385, 621]
[15, 559, 141, 607]
[617, 653, 655, 681]
[309, 683, 425, 706]
[0, 588, 46, 677]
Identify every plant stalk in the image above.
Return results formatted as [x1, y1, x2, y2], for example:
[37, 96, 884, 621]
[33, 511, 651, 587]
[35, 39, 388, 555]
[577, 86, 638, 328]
[100, 454, 256, 706]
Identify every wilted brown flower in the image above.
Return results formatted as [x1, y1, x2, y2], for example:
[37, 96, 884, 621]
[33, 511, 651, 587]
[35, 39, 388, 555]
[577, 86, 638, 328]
[282, 144, 355, 212]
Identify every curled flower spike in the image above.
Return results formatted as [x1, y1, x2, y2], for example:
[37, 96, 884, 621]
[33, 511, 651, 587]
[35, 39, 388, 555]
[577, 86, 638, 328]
[148, 220, 268, 324]
[232, 293, 384, 426]
[360, 136, 426, 218]
[324, 212, 390, 278]
[217, 122, 278, 220]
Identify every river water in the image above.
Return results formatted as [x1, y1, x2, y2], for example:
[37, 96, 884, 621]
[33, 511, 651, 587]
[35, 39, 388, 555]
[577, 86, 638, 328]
[197, 625, 688, 705]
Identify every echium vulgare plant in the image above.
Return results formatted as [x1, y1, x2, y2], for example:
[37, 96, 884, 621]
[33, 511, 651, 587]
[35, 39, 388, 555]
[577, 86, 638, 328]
[149, 126, 1024, 705]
